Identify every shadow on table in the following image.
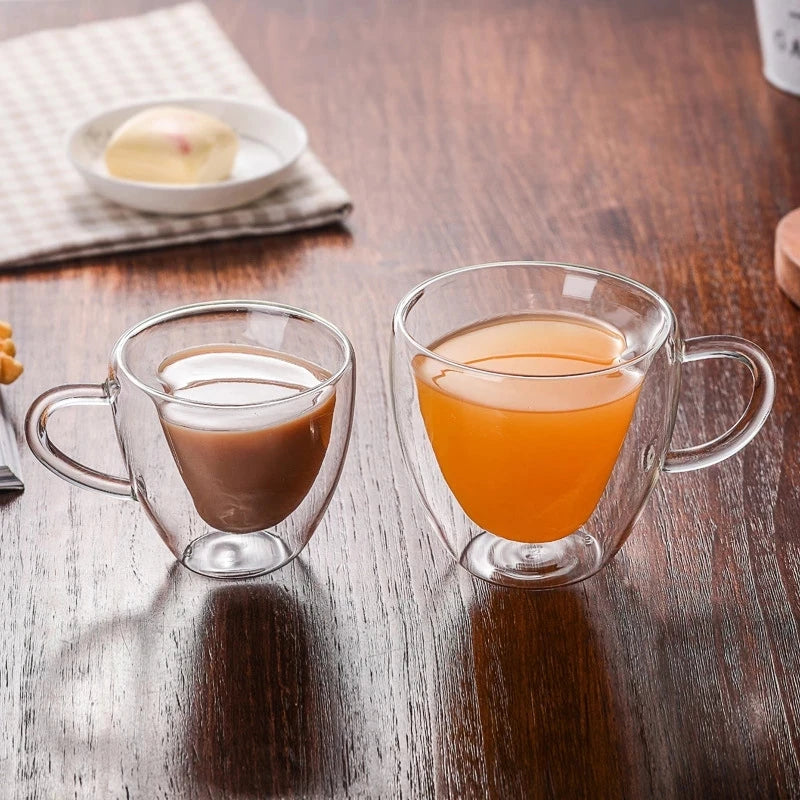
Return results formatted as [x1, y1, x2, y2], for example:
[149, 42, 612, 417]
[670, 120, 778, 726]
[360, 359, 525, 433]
[0, 489, 23, 509]
[36, 563, 344, 798]
[16, 212, 353, 277]
[186, 579, 343, 798]
[439, 585, 628, 799]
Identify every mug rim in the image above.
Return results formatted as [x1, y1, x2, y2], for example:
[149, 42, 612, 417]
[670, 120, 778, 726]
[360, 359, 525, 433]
[112, 299, 355, 410]
[393, 261, 677, 380]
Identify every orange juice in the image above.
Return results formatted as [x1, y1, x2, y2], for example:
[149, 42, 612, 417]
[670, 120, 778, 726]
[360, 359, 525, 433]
[413, 313, 642, 543]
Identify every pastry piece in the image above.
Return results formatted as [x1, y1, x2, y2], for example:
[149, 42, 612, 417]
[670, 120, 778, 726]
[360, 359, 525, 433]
[104, 106, 239, 184]
[0, 321, 21, 385]
[776, 207, 800, 306]
[0, 354, 22, 385]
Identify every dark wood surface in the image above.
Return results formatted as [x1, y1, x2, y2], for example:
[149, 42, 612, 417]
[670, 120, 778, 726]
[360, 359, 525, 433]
[1, 0, 799, 797]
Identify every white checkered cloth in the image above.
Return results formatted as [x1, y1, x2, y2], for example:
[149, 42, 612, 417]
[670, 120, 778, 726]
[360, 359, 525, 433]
[0, 2, 352, 269]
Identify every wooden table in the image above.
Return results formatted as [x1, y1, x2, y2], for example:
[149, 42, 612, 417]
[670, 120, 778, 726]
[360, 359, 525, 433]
[2, 0, 799, 797]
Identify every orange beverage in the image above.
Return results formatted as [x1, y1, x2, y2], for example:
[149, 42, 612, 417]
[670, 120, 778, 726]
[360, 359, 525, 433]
[413, 313, 642, 543]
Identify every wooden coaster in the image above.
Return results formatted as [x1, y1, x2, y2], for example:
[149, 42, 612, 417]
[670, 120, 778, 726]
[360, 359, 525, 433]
[776, 207, 800, 306]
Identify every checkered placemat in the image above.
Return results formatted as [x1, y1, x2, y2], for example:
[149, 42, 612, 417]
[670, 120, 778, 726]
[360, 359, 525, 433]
[0, 2, 352, 269]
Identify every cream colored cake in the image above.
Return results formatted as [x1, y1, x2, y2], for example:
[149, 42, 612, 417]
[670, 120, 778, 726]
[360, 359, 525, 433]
[104, 106, 239, 184]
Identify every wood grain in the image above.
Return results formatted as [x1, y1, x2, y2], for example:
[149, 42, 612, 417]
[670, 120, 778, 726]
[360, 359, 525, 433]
[1, 0, 800, 797]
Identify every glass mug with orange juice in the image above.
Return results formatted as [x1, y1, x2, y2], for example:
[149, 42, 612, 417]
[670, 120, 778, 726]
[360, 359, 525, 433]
[391, 262, 775, 589]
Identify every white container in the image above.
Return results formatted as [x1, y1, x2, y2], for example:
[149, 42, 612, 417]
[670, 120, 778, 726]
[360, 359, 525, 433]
[68, 97, 307, 215]
[754, 0, 800, 96]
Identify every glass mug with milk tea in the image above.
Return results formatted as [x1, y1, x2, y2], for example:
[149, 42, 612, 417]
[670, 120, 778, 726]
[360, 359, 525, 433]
[391, 262, 775, 589]
[26, 301, 355, 579]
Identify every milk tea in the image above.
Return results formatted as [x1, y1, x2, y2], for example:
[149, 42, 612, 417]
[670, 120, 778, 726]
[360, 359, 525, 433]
[158, 344, 335, 533]
[413, 313, 642, 543]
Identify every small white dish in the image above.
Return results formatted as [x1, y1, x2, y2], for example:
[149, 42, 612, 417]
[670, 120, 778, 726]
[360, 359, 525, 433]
[68, 96, 308, 215]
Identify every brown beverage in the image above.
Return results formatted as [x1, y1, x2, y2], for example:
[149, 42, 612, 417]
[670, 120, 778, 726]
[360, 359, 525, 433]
[157, 344, 335, 533]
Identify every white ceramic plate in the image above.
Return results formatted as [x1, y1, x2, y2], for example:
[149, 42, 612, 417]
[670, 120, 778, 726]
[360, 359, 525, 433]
[68, 97, 308, 215]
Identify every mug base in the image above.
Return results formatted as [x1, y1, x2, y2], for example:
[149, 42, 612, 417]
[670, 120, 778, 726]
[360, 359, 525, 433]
[459, 530, 603, 589]
[181, 529, 295, 579]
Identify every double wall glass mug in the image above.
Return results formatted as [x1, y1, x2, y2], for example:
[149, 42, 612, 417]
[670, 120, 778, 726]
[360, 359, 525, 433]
[26, 300, 355, 579]
[391, 262, 775, 589]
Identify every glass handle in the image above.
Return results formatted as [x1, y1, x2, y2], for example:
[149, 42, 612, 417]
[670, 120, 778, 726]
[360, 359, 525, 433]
[25, 383, 134, 498]
[663, 336, 775, 474]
